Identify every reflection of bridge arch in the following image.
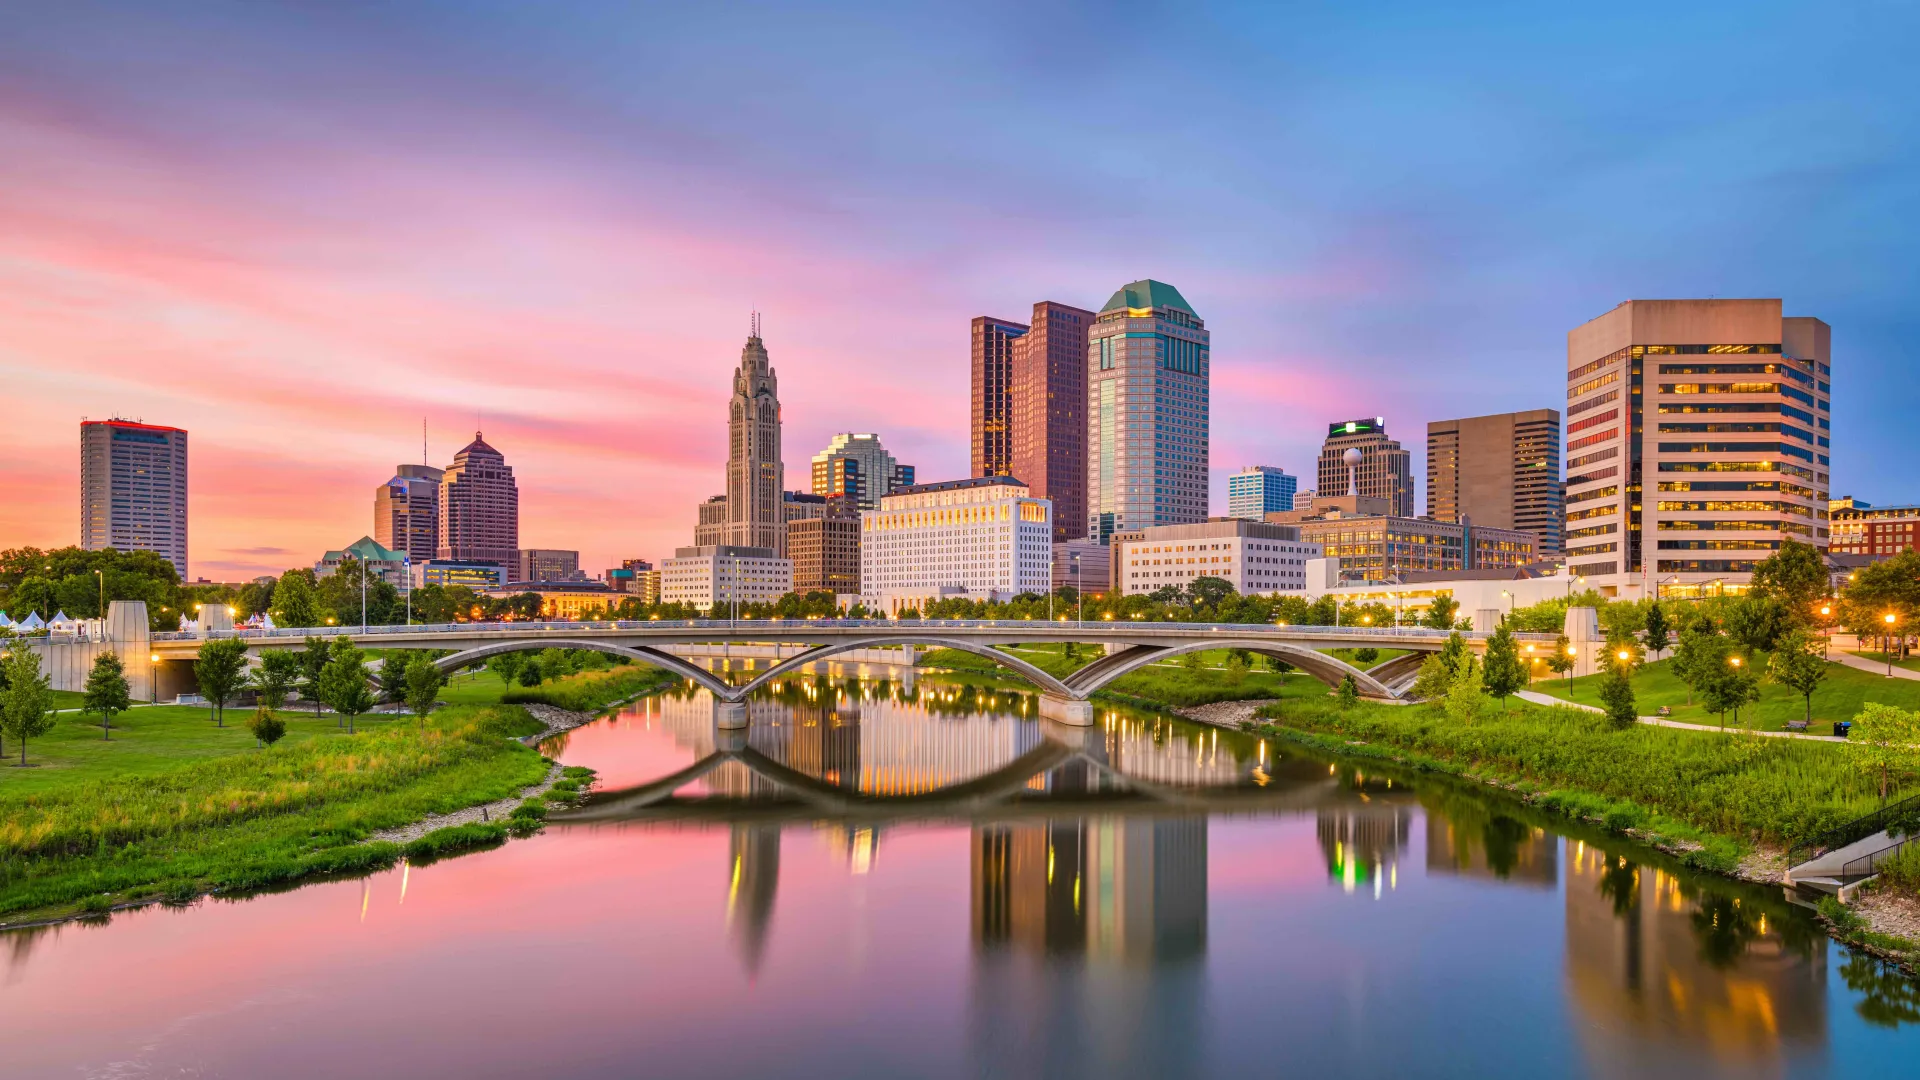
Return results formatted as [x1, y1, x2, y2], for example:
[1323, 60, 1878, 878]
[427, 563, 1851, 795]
[1063, 639, 1392, 699]
[431, 638, 734, 697]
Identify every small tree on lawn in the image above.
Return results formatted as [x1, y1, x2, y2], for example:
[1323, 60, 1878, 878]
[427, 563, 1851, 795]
[1444, 656, 1484, 724]
[404, 654, 446, 723]
[1547, 634, 1575, 681]
[1598, 660, 1638, 730]
[1768, 629, 1828, 728]
[0, 645, 57, 766]
[1223, 653, 1248, 685]
[517, 658, 545, 687]
[1337, 673, 1359, 709]
[1851, 702, 1920, 804]
[487, 652, 524, 686]
[1411, 655, 1453, 702]
[82, 651, 131, 740]
[1643, 602, 1670, 660]
[247, 706, 287, 749]
[317, 636, 375, 734]
[377, 655, 411, 704]
[1423, 595, 1459, 631]
[1481, 625, 1528, 710]
[1352, 647, 1379, 665]
[252, 650, 302, 713]
[195, 636, 249, 728]
[1437, 632, 1469, 677]
[298, 636, 332, 716]
[1180, 650, 1204, 672]
[1672, 619, 1729, 708]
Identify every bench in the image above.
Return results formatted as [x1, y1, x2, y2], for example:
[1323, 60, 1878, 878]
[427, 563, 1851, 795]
[1786, 720, 1809, 733]
[1655, 706, 1672, 718]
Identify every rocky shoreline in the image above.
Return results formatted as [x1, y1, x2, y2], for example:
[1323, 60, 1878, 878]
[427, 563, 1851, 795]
[1169, 697, 1920, 975]
[365, 702, 600, 845]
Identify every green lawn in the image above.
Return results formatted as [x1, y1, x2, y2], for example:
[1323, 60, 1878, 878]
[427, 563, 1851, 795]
[1529, 656, 1920, 730]
[923, 643, 1331, 709]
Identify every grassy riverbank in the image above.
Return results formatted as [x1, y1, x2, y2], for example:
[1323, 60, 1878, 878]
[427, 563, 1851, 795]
[0, 663, 670, 923]
[1530, 655, 1920, 731]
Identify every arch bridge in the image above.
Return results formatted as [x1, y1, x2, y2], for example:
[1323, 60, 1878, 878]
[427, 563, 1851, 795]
[149, 618, 1554, 727]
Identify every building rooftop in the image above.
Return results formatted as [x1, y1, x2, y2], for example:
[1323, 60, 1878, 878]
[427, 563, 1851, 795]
[1099, 279, 1195, 316]
[322, 536, 407, 563]
[489, 581, 614, 594]
[891, 476, 1029, 496]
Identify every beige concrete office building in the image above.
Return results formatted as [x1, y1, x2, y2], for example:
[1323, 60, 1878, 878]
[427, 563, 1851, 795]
[1111, 519, 1320, 596]
[1427, 410, 1563, 556]
[860, 477, 1052, 612]
[1318, 418, 1414, 517]
[1564, 299, 1830, 599]
[661, 545, 793, 613]
[81, 419, 189, 579]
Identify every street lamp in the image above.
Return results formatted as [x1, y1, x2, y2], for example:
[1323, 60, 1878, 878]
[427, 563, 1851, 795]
[149, 653, 159, 703]
[1886, 612, 1900, 676]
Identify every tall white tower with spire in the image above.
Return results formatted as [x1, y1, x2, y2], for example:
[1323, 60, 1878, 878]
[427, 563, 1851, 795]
[724, 317, 786, 554]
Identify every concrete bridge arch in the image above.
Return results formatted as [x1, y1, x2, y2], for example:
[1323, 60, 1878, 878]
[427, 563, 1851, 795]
[1061, 638, 1393, 700]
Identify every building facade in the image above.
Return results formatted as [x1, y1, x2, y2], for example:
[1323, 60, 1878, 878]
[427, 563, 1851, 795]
[374, 464, 443, 565]
[788, 515, 861, 595]
[725, 327, 786, 553]
[1052, 540, 1110, 596]
[1087, 280, 1210, 543]
[80, 419, 189, 578]
[437, 432, 519, 566]
[1291, 511, 1535, 585]
[971, 316, 1026, 478]
[514, 548, 582, 582]
[1011, 301, 1095, 542]
[1564, 299, 1831, 598]
[1226, 466, 1297, 520]
[860, 477, 1052, 612]
[1318, 418, 1414, 518]
[1426, 410, 1564, 556]
[1111, 520, 1320, 596]
[661, 545, 793, 612]
[481, 581, 616, 620]
[1828, 498, 1916, 558]
[810, 433, 912, 511]
[412, 560, 506, 590]
[315, 536, 410, 587]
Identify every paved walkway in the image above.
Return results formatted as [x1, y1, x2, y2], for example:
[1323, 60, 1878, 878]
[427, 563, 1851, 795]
[1831, 649, 1920, 682]
[1514, 690, 1846, 742]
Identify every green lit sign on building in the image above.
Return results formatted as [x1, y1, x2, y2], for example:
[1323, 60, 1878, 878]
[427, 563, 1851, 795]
[1329, 417, 1385, 437]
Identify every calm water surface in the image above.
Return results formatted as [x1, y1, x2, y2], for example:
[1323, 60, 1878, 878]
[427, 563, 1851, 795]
[4, 675, 1918, 1079]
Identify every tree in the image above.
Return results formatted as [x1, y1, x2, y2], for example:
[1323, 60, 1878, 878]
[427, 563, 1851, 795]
[247, 707, 287, 749]
[1724, 594, 1791, 657]
[1444, 656, 1484, 723]
[1547, 634, 1575, 680]
[317, 636, 375, 734]
[0, 645, 57, 766]
[1352, 647, 1379, 665]
[487, 652, 525, 686]
[404, 654, 446, 721]
[1851, 702, 1920, 803]
[271, 568, 322, 629]
[252, 650, 302, 713]
[377, 654, 410, 704]
[1598, 662, 1638, 730]
[1749, 539, 1831, 622]
[1768, 629, 1829, 727]
[1700, 655, 1760, 732]
[82, 651, 131, 740]
[517, 658, 545, 687]
[1437, 631, 1469, 676]
[1670, 616, 1726, 706]
[1644, 602, 1670, 659]
[1410, 655, 1454, 701]
[195, 637, 249, 728]
[1337, 673, 1359, 709]
[1188, 576, 1235, 609]
[1223, 653, 1249, 685]
[235, 579, 275, 621]
[1481, 625, 1527, 709]
[1423, 595, 1459, 631]
[1180, 651, 1204, 672]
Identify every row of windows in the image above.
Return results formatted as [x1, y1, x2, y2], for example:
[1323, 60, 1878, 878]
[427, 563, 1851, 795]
[1567, 408, 1618, 434]
[1567, 428, 1618, 452]
[1655, 499, 1813, 516]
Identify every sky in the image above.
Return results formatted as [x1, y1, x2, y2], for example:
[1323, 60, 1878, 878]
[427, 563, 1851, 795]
[1, 0, 1916, 581]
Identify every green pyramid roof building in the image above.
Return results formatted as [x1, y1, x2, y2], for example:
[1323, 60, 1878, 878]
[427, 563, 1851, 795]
[1099, 279, 1196, 316]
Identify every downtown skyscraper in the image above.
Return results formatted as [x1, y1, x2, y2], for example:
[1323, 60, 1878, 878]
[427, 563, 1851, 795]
[1427, 410, 1563, 556]
[437, 432, 519, 566]
[374, 464, 443, 564]
[1086, 280, 1209, 542]
[970, 302, 1094, 541]
[725, 322, 786, 553]
[80, 419, 189, 578]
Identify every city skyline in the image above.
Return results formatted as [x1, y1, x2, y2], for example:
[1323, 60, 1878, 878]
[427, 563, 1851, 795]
[2, 3, 1914, 578]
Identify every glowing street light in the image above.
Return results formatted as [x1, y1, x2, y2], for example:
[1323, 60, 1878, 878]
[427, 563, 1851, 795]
[1885, 612, 1901, 676]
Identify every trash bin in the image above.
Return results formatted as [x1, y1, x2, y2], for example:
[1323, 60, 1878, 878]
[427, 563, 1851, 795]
[1834, 720, 1852, 739]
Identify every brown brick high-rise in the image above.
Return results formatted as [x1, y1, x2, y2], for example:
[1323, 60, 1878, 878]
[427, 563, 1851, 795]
[972, 316, 1026, 478]
[1011, 301, 1093, 542]
[437, 432, 519, 566]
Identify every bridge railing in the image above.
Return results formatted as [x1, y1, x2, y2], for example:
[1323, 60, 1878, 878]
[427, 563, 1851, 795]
[151, 619, 1557, 644]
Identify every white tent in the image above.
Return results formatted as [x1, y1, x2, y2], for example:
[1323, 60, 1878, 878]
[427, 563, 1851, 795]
[0, 612, 14, 629]
[48, 610, 78, 632]
[17, 611, 45, 632]
[261, 613, 277, 631]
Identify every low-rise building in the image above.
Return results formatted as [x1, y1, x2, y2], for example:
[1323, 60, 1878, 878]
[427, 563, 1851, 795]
[412, 559, 506, 590]
[515, 548, 583, 582]
[1111, 519, 1320, 596]
[1268, 498, 1535, 585]
[1302, 564, 1571, 630]
[860, 476, 1051, 613]
[483, 581, 617, 619]
[662, 545, 793, 613]
[789, 516, 860, 595]
[1829, 497, 1918, 558]
[315, 537, 410, 587]
[1052, 540, 1110, 595]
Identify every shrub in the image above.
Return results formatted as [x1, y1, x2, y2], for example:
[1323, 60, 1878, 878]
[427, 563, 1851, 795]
[403, 822, 509, 861]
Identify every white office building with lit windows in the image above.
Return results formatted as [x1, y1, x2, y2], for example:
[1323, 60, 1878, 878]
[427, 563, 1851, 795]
[860, 477, 1052, 613]
[1110, 519, 1321, 596]
[661, 545, 792, 613]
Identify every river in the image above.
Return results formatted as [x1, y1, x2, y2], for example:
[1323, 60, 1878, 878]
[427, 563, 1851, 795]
[2, 674, 1916, 1078]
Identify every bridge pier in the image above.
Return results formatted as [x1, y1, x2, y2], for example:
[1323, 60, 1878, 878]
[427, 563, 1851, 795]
[714, 700, 750, 730]
[1038, 694, 1095, 726]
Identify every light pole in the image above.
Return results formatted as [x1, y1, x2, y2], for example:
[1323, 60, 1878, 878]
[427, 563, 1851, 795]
[1073, 551, 1082, 624]
[1728, 655, 1744, 730]
[404, 557, 412, 625]
[360, 557, 368, 633]
[1885, 612, 1899, 675]
[1500, 589, 1513, 626]
[1817, 601, 1833, 657]
[94, 568, 105, 625]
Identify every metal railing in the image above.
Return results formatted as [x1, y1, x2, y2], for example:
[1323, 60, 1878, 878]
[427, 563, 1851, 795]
[1788, 789, 1920, 870]
[150, 618, 1557, 644]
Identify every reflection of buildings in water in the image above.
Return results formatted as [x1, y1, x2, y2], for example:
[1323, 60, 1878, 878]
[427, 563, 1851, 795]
[1423, 802, 1556, 887]
[968, 816, 1208, 1078]
[726, 824, 781, 976]
[1317, 805, 1410, 895]
[1098, 714, 1250, 789]
[816, 823, 880, 874]
[1564, 841, 1825, 1077]
[970, 817, 1207, 963]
